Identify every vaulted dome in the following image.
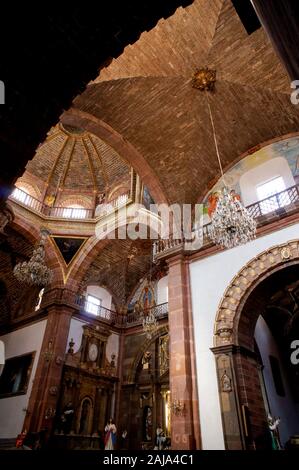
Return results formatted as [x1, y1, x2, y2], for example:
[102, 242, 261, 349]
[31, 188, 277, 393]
[17, 123, 131, 211]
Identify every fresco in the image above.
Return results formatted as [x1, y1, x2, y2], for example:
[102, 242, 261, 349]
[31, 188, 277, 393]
[203, 136, 299, 204]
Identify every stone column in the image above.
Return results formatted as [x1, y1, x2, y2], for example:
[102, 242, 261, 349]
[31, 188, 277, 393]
[23, 304, 73, 437]
[167, 253, 200, 449]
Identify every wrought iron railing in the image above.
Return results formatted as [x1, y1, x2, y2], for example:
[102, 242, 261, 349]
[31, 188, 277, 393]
[9, 187, 131, 221]
[246, 184, 299, 218]
[40, 288, 168, 328]
[154, 183, 299, 257]
[126, 302, 169, 325]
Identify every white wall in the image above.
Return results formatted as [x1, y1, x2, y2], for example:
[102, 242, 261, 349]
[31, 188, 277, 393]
[66, 318, 86, 354]
[255, 316, 299, 446]
[157, 275, 168, 305]
[85, 285, 112, 310]
[239, 157, 295, 206]
[0, 320, 47, 439]
[189, 222, 299, 450]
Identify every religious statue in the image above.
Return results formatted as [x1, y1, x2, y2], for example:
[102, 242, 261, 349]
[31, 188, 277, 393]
[104, 418, 117, 450]
[207, 191, 220, 218]
[267, 414, 282, 450]
[144, 406, 152, 441]
[142, 351, 152, 370]
[221, 370, 232, 393]
[60, 401, 74, 434]
[155, 424, 166, 450]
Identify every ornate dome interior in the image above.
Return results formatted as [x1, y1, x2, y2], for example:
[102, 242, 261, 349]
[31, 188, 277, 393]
[16, 124, 132, 212]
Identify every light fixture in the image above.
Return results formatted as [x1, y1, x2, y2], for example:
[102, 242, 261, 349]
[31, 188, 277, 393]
[169, 398, 185, 416]
[142, 246, 158, 339]
[192, 68, 256, 249]
[13, 228, 53, 286]
[143, 310, 158, 340]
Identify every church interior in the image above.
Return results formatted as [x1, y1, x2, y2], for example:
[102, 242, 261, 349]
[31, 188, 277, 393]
[0, 0, 299, 451]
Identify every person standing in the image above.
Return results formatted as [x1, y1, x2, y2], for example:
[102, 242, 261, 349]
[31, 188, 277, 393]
[104, 418, 117, 450]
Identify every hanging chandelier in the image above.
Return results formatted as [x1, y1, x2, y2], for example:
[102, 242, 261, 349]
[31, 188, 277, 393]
[14, 228, 53, 286]
[209, 187, 256, 248]
[192, 67, 256, 249]
[142, 309, 158, 340]
[142, 247, 158, 339]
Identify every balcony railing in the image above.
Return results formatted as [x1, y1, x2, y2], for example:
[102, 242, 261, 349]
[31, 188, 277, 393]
[154, 183, 299, 257]
[40, 288, 168, 328]
[9, 187, 131, 221]
[246, 184, 299, 218]
[126, 302, 169, 325]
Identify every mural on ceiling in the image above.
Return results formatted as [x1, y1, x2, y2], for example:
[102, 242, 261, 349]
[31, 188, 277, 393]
[51, 236, 87, 265]
[203, 135, 299, 206]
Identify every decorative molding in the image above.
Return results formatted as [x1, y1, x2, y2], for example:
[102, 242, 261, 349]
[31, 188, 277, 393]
[214, 240, 299, 347]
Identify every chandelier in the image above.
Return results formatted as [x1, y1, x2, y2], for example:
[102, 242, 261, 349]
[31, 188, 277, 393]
[209, 187, 256, 249]
[142, 309, 158, 340]
[142, 248, 158, 339]
[192, 67, 256, 248]
[14, 229, 53, 286]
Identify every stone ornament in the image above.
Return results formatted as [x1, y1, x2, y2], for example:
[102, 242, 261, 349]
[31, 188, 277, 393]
[192, 67, 216, 91]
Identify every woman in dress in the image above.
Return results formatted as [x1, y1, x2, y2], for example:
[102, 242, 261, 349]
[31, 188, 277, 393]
[104, 418, 117, 450]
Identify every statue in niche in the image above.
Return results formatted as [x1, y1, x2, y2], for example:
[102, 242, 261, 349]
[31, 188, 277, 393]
[79, 399, 91, 434]
[142, 351, 152, 370]
[143, 406, 153, 441]
[221, 370, 232, 393]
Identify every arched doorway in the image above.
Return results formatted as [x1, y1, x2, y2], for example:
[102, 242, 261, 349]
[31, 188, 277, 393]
[212, 241, 299, 449]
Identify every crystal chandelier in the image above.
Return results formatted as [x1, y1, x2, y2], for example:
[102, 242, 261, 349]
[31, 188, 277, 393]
[14, 229, 53, 286]
[192, 67, 256, 248]
[143, 309, 158, 340]
[209, 187, 256, 248]
[142, 247, 158, 339]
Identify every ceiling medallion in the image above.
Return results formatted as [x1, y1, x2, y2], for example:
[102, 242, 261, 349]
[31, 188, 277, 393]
[192, 66, 256, 249]
[192, 67, 216, 91]
[13, 228, 53, 286]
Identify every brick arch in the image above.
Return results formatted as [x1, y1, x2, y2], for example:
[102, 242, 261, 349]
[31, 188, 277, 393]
[127, 325, 168, 384]
[9, 213, 64, 288]
[61, 108, 168, 205]
[214, 239, 299, 349]
[65, 214, 162, 290]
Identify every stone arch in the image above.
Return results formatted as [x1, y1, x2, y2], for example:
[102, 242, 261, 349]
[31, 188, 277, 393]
[212, 239, 299, 450]
[214, 239, 299, 348]
[127, 325, 168, 384]
[61, 108, 168, 205]
[65, 214, 162, 290]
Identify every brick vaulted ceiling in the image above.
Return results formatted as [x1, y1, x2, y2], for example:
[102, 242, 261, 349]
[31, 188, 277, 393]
[81, 239, 153, 308]
[64, 0, 299, 204]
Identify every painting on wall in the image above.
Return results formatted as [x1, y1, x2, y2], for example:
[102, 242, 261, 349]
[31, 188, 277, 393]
[51, 236, 87, 265]
[204, 136, 299, 201]
[203, 136, 299, 210]
[0, 352, 35, 397]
